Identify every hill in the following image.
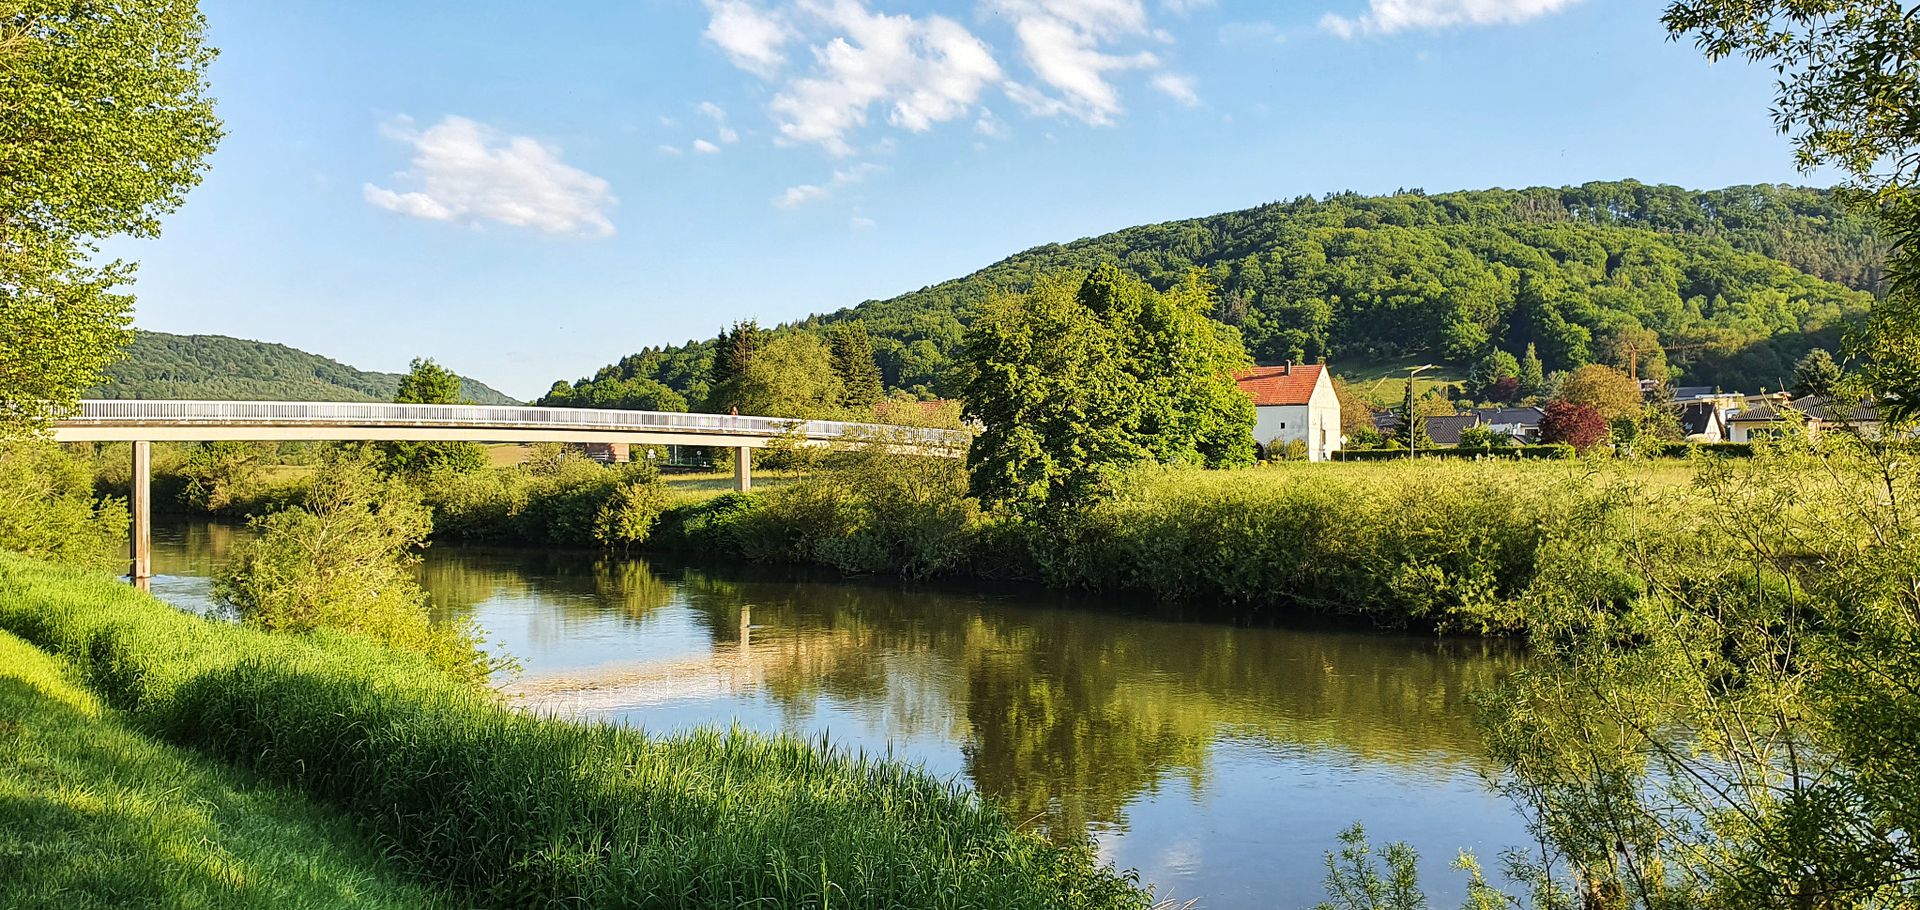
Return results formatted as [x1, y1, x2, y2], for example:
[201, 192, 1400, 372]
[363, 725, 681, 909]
[93, 331, 518, 405]
[549, 181, 1884, 407]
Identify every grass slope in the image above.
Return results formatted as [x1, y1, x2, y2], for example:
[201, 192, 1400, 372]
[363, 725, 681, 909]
[93, 331, 518, 404]
[0, 630, 452, 910]
[0, 555, 1150, 910]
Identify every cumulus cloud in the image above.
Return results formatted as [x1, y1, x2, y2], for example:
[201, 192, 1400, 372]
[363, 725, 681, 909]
[1321, 0, 1583, 37]
[761, 0, 1002, 155]
[693, 138, 722, 153]
[703, 0, 794, 76]
[773, 161, 880, 207]
[363, 115, 616, 237]
[994, 0, 1171, 124]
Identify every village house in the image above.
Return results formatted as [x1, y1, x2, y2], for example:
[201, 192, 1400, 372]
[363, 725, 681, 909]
[1235, 363, 1342, 462]
[1677, 401, 1728, 442]
[1729, 394, 1882, 442]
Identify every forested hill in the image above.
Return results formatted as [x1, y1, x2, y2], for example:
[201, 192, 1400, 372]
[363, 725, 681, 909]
[552, 181, 1883, 407]
[93, 331, 518, 405]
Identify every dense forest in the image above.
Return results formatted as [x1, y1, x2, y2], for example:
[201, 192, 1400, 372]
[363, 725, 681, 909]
[94, 332, 518, 405]
[550, 181, 1882, 409]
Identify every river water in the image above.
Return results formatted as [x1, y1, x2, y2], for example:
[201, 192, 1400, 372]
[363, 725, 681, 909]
[149, 520, 1529, 909]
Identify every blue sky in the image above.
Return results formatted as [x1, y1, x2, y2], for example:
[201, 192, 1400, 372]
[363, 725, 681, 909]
[116, 0, 1831, 399]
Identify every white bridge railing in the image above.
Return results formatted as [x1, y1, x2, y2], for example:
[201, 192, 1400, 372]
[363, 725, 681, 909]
[65, 400, 970, 450]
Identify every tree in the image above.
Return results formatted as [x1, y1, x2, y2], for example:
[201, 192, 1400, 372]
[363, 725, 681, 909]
[1517, 343, 1546, 399]
[385, 357, 485, 476]
[1, 0, 222, 435]
[1664, 1, 1920, 417]
[1794, 347, 1845, 399]
[1330, 375, 1377, 437]
[1538, 400, 1607, 451]
[960, 266, 1254, 519]
[706, 320, 763, 412]
[1466, 350, 1520, 402]
[827, 320, 885, 411]
[727, 332, 844, 419]
[1553, 364, 1643, 423]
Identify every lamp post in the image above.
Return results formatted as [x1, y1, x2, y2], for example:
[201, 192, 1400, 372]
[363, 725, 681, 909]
[1405, 364, 1435, 460]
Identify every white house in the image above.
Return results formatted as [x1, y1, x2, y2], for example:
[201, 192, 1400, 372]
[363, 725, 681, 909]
[1235, 363, 1342, 462]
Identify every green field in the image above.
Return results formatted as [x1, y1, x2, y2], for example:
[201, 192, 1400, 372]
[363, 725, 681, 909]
[1329, 357, 1467, 408]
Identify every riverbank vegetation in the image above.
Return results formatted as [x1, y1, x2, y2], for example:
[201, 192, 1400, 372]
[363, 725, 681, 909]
[0, 630, 451, 909]
[0, 554, 1154, 909]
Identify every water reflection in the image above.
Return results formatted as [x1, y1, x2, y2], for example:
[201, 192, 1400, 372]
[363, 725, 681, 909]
[149, 520, 1527, 910]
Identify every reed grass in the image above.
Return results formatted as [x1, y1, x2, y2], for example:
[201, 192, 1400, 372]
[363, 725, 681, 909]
[0, 554, 1152, 910]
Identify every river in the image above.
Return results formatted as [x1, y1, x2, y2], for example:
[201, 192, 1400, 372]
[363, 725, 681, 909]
[149, 519, 1529, 909]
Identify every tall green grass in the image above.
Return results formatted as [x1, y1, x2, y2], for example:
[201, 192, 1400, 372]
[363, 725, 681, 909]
[0, 629, 453, 910]
[0, 554, 1152, 910]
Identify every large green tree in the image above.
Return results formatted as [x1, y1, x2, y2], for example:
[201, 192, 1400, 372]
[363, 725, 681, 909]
[705, 320, 763, 413]
[827, 320, 885, 411]
[384, 357, 485, 476]
[960, 266, 1254, 519]
[0, 0, 221, 434]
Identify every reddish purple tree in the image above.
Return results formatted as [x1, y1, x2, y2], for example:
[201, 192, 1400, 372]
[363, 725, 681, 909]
[1540, 400, 1608, 451]
[1487, 376, 1521, 403]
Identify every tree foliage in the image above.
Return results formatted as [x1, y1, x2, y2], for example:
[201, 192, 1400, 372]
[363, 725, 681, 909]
[1, 0, 222, 434]
[93, 331, 518, 404]
[827, 320, 885, 410]
[1553, 364, 1644, 422]
[553, 182, 1881, 410]
[960, 267, 1255, 519]
[384, 357, 485, 477]
[215, 454, 503, 684]
[1538, 400, 1608, 451]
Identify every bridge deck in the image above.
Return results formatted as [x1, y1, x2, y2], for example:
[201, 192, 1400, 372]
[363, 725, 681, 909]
[52, 400, 969, 450]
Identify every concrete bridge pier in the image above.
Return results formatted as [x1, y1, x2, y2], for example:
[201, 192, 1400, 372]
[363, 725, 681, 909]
[733, 445, 752, 492]
[130, 440, 152, 590]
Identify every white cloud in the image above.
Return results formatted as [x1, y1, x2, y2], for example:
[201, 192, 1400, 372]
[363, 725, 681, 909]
[975, 107, 1009, 139]
[851, 214, 876, 229]
[658, 143, 683, 154]
[703, 0, 794, 76]
[773, 161, 880, 207]
[1161, 0, 1215, 12]
[363, 115, 615, 237]
[1151, 71, 1199, 106]
[763, 0, 1002, 155]
[1321, 0, 1582, 38]
[776, 183, 829, 206]
[994, 0, 1170, 124]
[693, 138, 722, 153]
[697, 101, 742, 143]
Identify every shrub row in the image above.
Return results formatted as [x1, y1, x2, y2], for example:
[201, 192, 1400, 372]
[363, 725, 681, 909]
[0, 554, 1150, 910]
[1336, 444, 1576, 461]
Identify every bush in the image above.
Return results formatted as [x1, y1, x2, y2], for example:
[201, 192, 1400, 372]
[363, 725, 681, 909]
[0, 555, 1153, 910]
[1045, 462, 1607, 631]
[418, 447, 668, 548]
[0, 438, 128, 571]
[744, 442, 980, 577]
[216, 455, 503, 685]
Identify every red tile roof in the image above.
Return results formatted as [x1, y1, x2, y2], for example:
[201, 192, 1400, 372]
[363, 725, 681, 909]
[1234, 364, 1325, 407]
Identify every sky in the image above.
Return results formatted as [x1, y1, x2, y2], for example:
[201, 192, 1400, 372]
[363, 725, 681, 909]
[113, 0, 1834, 400]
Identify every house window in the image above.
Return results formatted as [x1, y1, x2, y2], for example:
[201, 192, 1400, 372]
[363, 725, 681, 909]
[1279, 422, 1287, 429]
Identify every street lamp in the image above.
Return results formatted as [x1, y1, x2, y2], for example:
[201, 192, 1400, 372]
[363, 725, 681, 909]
[1405, 364, 1435, 460]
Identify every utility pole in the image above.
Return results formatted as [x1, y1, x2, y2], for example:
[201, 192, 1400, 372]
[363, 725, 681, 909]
[1405, 364, 1435, 460]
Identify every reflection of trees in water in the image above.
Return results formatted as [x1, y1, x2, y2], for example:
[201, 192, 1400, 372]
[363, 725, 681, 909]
[658, 571, 1519, 838]
[418, 550, 678, 626]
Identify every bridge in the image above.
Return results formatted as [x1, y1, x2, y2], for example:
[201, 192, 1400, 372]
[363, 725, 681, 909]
[52, 400, 971, 585]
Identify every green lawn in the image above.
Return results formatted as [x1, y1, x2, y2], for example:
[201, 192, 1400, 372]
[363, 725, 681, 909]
[1329, 356, 1466, 409]
[0, 630, 453, 910]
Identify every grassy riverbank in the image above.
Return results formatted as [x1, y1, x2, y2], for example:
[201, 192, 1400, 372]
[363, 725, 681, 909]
[0, 630, 450, 909]
[0, 554, 1153, 910]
